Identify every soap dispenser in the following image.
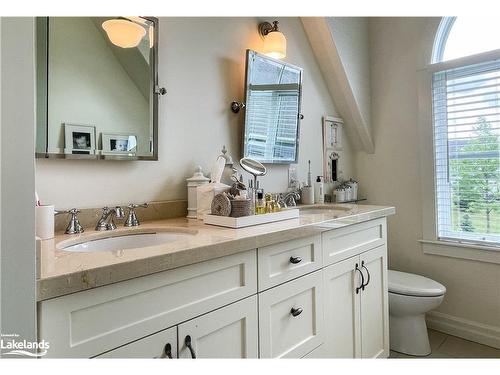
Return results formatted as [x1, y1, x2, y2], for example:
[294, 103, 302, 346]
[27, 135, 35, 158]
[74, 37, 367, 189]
[314, 176, 324, 204]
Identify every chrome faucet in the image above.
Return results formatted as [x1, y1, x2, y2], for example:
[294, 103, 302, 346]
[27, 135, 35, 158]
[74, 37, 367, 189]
[279, 191, 301, 208]
[125, 203, 149, 227]
[95, 206, 125, 231]
[56, 208, 85, 234]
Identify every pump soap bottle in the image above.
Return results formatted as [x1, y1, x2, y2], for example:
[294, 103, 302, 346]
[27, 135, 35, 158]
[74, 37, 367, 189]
[314, 176, 324, 204]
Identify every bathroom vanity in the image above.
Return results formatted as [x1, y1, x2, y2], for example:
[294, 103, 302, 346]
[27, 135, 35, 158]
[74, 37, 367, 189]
[36, 204, 394, 358]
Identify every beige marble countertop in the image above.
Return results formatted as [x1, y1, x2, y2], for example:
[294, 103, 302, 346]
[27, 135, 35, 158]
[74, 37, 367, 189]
[37, 203, 395, 301]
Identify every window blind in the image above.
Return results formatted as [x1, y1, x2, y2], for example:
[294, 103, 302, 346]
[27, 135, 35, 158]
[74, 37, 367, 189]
[244, 83, 299, 162]
[432, 59, 500, 246]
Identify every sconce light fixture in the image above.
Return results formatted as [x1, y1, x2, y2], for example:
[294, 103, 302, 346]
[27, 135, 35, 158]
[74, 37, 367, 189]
[102, 18, 146, 48]
[258, 20, 286, 59]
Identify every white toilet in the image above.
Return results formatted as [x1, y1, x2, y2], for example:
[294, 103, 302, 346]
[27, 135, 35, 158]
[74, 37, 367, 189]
[388, 270, 446, 356]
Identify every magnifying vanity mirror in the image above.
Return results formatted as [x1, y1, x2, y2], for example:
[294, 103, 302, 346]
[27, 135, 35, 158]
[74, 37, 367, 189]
[35, 17, 161, 160]
[242, 49, 303, 164]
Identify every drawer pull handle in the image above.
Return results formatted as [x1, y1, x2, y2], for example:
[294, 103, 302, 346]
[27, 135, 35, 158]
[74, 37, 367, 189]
[355, 263, 365, 294]
[289, 256, 302, 264]
[184, 335, 196, 359]
[361, 261, 371, 289]
[290, 307, 303, 317]
[164, 343, 172, 359]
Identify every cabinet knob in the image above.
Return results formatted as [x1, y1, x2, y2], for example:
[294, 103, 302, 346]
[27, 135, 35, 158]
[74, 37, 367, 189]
[289, 256, 302, 264]
[290, 307, 303, 317]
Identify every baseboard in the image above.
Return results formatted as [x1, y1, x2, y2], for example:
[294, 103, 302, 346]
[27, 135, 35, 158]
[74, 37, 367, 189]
[426, 311, 500, 349]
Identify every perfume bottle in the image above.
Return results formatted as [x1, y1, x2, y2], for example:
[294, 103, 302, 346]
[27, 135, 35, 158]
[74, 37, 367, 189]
[255, 191, 266, 215]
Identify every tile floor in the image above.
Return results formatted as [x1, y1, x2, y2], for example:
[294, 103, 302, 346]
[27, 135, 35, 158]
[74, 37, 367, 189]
[389, 329, 500, 358]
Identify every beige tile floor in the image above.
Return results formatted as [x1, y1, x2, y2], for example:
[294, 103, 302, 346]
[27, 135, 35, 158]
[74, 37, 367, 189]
[389, 329, 500, 358]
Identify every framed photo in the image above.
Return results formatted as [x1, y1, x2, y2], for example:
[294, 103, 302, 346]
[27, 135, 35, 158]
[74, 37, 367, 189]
[64, 123, 96, 155]
[323, 116, 344, 151]
[102, 133, 137, 155]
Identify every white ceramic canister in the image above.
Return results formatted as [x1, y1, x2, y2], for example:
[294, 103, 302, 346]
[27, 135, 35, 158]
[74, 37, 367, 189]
[335, 188, 346, 203]
[35, 205, 55, 239]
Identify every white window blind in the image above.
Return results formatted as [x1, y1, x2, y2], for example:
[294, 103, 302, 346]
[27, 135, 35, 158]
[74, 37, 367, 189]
[244, 83, 299, 162]
[432, 59, 500, 246]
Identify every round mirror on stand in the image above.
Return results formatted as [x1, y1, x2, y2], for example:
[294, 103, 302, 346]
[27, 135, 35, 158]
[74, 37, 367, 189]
[240, 158, 267, 210]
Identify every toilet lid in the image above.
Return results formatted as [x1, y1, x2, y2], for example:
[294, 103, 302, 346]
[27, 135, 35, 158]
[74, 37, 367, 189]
[388, 270, 446, 297]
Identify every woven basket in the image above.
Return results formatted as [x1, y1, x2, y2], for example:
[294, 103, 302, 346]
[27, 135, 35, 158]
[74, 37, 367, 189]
[229, 198, 252, 217]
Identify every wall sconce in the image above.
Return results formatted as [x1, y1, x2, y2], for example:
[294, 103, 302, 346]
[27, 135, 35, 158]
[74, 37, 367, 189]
[258, 20, 287, 59]
[102, 18, 146, 48]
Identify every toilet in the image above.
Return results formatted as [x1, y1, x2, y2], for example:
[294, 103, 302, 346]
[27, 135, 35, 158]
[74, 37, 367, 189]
[388, 270, 446, 356]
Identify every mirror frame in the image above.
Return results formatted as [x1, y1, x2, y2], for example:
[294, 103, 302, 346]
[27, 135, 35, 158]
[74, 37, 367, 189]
[242, 49, 303, 165]
[35, 16, 160, 161]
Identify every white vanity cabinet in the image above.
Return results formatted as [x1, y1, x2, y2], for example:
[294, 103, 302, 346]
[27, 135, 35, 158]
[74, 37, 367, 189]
[38, 217, 390, 359]
[178, 295, 258, 358]
[322, 219, 389, 358]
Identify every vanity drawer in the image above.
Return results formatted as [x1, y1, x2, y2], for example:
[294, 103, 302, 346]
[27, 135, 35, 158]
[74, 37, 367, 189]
[95, 326, 177, 358]
[258, 235, 322, 291]
[322, 218, 386, 266]
[258, 270, 324, 358]
[39, 249, 257, 358]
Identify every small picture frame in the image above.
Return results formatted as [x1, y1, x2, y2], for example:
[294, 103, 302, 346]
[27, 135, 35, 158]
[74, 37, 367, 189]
[64, 123, 96, 155]
[323, 116, 343, 151]
[102, 133, 137, 155]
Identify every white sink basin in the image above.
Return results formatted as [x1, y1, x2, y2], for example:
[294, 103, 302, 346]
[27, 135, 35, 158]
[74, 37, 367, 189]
[299, 205, 352, 215]
[59, 231, 195, 253]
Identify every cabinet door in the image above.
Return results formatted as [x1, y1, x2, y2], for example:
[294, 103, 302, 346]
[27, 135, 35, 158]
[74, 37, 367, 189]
[95, 326, 177, 358]
[323, 255, 362, 358]
[360, 245, 389, 358]
[177, 295, 258, 358]
[259, 271, 324, 358]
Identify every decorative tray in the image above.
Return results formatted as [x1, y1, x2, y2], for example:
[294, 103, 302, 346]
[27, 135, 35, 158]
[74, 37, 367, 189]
[203, 208, 300, 228]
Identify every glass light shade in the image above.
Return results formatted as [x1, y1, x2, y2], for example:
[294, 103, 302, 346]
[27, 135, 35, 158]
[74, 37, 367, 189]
[263, 30, 286, 59]
[102, 19, 146, 48]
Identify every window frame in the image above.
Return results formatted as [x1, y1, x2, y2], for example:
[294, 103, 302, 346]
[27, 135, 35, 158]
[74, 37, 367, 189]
[417, 18, 500, 264]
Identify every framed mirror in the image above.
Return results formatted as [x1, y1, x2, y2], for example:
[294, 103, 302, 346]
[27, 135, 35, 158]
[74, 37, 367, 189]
[242, 49, 303, 164]
[36, 17, 160, 160]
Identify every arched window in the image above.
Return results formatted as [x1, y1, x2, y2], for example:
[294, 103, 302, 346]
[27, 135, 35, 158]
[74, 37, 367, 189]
[433, 17, 500, 63]
[430, 17, 500, 246]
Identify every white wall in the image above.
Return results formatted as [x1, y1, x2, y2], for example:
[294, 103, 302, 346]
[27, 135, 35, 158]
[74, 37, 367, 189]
[48, 18, 149, 154]
[357, 17, 500, 337]
[0, 17, 36, 347]
[327, 17, 372, 150]
[36, 17, 355, 209]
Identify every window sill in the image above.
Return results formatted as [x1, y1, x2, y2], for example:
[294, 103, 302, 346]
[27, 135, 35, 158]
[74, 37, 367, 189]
[420, 239, 500, 264]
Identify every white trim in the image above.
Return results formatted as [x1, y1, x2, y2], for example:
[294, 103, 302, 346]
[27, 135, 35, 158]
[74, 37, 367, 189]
[426, 48, 500, 73]
[431, 17, 456, 64]
[426, 311, 500, 349]
[420, 239, 500, 264]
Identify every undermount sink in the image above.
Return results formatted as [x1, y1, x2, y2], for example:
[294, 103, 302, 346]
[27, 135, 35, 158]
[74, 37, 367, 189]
[58, 230, 196, 253]
[299, 205, 353, 215]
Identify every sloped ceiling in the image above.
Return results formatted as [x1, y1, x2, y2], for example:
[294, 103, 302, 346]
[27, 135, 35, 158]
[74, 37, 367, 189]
[301, 17, 374, 153]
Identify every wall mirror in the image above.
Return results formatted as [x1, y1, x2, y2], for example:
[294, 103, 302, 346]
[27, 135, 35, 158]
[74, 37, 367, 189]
[242, 49, 303, 164]
[36, 17, 160, 160]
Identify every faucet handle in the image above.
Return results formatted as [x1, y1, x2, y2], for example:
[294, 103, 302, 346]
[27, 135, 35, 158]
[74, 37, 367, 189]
[125, 203, 148, 227]
[127, 203, 149, 209]
[63, 208, 84, 235]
